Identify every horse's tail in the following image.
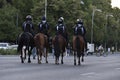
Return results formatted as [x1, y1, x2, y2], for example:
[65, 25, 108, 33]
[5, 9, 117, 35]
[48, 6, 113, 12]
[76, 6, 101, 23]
[76, 36, 81, 57]
[54, 36, 60, 57]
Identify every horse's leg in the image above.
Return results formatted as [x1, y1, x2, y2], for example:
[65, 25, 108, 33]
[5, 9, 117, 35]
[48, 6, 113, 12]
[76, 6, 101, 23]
[57, 56, 59, 65]
[37, 49, 40, 64]
[20, 50, 24, 63]
[22, 48, 26, 63]
[23, 48, 26, 60]
[39, 49, 43, 64]
[24, 49, 26, 60]
[61, 52, 64, 64]
[81, 52, 84, 62]
[55, 56, 57, 64]
[78, 56, 81, 65]
[37, 53, 39, 64]
[55, 54, 59, 65]
[54, 51, 59, 65]
[28, 50, 31, 63]
[77, 52, 81, 65]
[54, 50, 57, 64]
[27, 47, 31, 63]
[74, 51, 76, 65]
[22, 46, 26, 60]
[45, 48, 48, 63]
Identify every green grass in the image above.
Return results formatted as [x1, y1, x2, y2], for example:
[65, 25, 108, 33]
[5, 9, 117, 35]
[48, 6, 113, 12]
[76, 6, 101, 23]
[0, 49, 18, 55]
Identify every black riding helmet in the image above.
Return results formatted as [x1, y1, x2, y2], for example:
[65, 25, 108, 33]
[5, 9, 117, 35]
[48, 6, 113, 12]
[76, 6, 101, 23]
[77, 19, 83, 24]
[41, 16, 46, 24]
[58, 17, 64, 24]
[26, 15, 32, 21]
[42, 16, 46, 21]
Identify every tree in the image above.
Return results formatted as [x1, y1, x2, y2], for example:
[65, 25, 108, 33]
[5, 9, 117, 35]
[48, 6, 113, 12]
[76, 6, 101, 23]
[0, 1, 19, 42]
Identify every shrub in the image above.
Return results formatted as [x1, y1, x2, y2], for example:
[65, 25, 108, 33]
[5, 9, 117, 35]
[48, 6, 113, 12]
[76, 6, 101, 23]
[0, 49, 18, 55]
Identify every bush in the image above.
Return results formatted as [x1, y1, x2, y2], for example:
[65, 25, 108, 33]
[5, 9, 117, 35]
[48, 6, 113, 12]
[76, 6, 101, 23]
[0, 49, 18, 55]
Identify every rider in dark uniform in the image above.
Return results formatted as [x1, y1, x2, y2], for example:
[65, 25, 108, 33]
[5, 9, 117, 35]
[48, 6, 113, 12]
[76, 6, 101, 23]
[38, 16, 49, 37]
[22, 15, 34, 36]
[38, 16, 50, 45]
[73, 19, 88, 51]
[55, 17, 68, 46]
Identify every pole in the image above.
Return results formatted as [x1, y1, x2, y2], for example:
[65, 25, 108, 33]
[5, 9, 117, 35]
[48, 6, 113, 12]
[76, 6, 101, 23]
[91, 8, 102, 44]
[104, 14, 113, 52]
[45, 0, 47, 18]
[91, 9, 95, 44]
[105, 15, 108, 52]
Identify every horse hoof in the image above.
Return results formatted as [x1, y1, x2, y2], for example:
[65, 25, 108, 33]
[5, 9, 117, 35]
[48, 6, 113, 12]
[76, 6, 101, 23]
[28, 61, 31, 63]
[74, 63, 76, 65]
[61, 61, 64, 64]
[78, 63, 81, 65]
[82, 59, 84, 62]
[46, 61, 48, 63]
[21, 61, 24, 63]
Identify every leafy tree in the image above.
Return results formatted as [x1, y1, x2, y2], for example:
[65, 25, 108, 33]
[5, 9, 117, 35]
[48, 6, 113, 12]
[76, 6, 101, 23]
[0, 0, 120, 49]
[0, 1, 19, 42]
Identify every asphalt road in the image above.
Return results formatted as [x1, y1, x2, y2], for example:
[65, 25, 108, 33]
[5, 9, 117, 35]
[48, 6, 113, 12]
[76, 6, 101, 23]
[0, 54, 120, 80]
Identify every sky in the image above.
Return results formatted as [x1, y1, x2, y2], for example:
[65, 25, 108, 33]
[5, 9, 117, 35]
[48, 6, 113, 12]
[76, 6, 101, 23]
[111, 0, 120, 8]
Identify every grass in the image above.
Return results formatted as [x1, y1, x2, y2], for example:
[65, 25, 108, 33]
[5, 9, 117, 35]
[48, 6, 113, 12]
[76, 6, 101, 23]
[0, 49, 18, 55]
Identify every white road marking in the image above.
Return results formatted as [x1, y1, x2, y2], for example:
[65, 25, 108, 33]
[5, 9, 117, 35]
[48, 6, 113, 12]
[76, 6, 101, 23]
[115, 68, 120, 70]
[80, 72, 96, 76]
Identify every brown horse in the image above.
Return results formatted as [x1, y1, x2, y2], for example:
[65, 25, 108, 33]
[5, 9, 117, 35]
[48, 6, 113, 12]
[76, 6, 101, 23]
[52, 34, 67, 64]
[72, 35, 85, 65]
[34, 33, 49, 64]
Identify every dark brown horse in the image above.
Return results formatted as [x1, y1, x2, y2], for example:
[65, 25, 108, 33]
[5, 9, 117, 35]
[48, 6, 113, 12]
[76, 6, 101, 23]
[52, 34, 67, 64]
[34, 33, 49, 64]
[72, 35, 85, 65]
[17, 32, 34, 63]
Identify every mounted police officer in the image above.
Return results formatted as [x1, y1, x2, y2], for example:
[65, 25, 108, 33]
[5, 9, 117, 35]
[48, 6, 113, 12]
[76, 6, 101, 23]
[38, 16, 49, 36]
[55, 17, 68, 46]
[73, 19, 88, 51]
[22, 15, 34, 36]
[38, 16, 50, 44]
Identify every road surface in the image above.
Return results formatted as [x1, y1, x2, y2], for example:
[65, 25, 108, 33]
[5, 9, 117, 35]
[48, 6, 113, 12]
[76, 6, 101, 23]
[0, 54, 120, 80]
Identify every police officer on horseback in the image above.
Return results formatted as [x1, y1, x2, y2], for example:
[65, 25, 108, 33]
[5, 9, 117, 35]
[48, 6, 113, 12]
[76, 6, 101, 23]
[38, 16, 49, 36]
[38, 16, 50, 45]
[22, 15, 34, 36]
[55, 17, 68, 46]
[73, 18, 88, 51]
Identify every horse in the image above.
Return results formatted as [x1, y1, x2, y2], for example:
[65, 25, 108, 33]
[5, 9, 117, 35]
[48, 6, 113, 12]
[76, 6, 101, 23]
[72, 35, 85, 65]
[17, 32, 34, 63]
[34, 33, 49, 64]
[52, 34, 67, 64]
